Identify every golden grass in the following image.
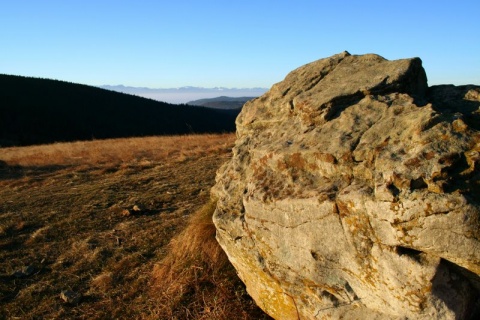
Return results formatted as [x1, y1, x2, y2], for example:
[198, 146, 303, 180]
[0, 133, 269, 319]
[0, 133, 234, 167]
[151, 200, 267, 319]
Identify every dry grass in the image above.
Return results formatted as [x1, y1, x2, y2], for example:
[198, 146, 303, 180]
[151, 200, 268, 319]
[0, 133, 234, 167]
[0, 133, 269, 319]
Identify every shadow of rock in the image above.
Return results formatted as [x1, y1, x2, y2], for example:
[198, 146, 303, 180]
[428, 85, 480, 130]
[431, 259, 480, 319]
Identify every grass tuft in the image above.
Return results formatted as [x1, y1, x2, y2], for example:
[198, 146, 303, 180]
[151, 200, 270, 319]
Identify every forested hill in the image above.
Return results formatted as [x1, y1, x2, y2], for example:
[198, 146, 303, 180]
[0, 74, 239, 147]
[187, 96, 255, 110]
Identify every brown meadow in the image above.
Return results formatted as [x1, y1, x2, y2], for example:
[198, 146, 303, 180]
[0, 133, 270, 319]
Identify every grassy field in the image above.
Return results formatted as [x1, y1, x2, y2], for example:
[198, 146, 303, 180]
[0, 134, 269, 319]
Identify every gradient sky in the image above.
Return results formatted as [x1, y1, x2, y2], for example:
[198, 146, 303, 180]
[1, 0, 479, 88]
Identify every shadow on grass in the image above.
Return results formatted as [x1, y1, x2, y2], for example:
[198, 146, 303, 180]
[0, 161, 71, 181]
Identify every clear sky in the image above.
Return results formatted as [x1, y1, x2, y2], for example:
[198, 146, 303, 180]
[1, 0, 479, 88]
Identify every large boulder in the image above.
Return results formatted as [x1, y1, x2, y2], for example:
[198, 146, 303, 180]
[212, 51, 480, 319]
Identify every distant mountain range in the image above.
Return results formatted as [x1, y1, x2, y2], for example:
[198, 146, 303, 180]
[0, 75, 240, 147]
[187, 96, 256, 110]
[99, 85, 267, 104]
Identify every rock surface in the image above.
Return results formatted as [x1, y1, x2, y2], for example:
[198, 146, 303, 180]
[60, 290, 81, 305]
[212, 51, 480, 319]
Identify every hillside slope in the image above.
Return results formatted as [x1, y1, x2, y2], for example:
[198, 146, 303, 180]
[187, 96, 255, 110]
[0, 75, 237, 147]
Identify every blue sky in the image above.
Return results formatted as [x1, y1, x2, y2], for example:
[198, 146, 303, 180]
[1, 0, 479, 88]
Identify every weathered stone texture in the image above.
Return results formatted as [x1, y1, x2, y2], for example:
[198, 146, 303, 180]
[212, 52, 480, 319]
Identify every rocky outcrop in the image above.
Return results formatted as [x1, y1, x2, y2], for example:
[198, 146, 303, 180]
[212, 52, 480, 319]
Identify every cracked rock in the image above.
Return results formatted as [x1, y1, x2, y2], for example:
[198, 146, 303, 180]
[212, 52, 480, 319]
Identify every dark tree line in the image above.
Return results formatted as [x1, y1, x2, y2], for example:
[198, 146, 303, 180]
[0, 74, 239, 147]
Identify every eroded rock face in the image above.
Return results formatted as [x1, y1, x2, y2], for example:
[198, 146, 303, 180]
[212, 52, 480, 319]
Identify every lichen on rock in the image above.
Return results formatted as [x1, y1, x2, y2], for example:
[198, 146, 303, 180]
[212, 51, 480, 319]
